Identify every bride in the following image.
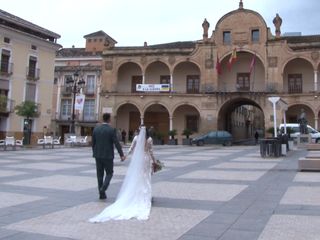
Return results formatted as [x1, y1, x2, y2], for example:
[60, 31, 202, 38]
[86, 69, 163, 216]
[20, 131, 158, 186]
[89, 126, 156, 222]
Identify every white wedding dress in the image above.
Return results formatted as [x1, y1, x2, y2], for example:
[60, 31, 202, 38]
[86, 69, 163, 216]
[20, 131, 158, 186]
[89, 127, 154, 222]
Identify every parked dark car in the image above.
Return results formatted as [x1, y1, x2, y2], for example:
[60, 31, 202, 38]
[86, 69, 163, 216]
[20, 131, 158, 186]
[191, 130, 233, 146]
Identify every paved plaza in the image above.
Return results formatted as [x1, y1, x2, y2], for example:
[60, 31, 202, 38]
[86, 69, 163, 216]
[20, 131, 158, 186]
[0, 144, 319, 239]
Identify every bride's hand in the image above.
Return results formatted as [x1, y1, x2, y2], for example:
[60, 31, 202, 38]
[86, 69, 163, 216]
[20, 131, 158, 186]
[121, 156, 126, 161]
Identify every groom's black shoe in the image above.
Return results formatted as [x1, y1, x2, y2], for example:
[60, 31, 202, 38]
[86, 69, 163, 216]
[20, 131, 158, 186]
[99, 192, 106, 200]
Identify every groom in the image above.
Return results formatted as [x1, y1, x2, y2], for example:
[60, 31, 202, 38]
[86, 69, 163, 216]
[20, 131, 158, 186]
[92, 113, 125, 200]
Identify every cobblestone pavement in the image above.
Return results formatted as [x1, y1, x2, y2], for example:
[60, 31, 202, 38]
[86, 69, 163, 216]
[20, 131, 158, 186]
[0, 144, 319, 240]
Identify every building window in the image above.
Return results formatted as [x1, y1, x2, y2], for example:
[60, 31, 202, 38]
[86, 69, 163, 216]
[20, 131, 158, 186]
[4, 37, 10, 44]
[131, 75, 142, 93]
[88, 39, 92, 43]
[223, 31, 231, 45]
[83, 99, 95, 121]
[160, 75, 170, 84]
[25, 83, 36, 101]
[288, 74, 302, 93]
[31, 45, 37, 50]
[186, 115, 198, 132]
[54, 77, 58, 85]
[236, 73, 250, 91]
[186, 75, 200, 93]
[86, 75, 96, 94]
[27, 56, 37, 78]
[61, 99, 72, 119]
[64, 75, 72, 85]
[251, 29, 260, 42]
[1, 49, 11, 73]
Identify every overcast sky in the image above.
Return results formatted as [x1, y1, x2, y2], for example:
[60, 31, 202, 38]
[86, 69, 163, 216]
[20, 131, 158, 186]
[2, 0, 320, 48]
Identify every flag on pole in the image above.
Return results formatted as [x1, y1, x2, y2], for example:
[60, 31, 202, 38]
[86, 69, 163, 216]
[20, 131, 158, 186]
[227, 48, 237, 70]
[216, 54, 222, 75]
[249, 53, 256, 75]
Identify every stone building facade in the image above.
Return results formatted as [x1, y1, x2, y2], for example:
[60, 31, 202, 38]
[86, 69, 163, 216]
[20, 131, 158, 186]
[0, 9, 60, 144]
[53, 31, 110, 142]
[98, 1, 320, 143]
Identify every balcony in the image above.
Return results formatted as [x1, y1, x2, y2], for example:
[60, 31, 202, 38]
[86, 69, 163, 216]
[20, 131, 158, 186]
[81, 114, 98, 122]
[82, 86, 95, 96]
[26, 67, 40, 81]
[56, 114, 98, 122]
[0, 62, 13, 76]
[61, 86, 72, 95]
[0, 96, 14, 117]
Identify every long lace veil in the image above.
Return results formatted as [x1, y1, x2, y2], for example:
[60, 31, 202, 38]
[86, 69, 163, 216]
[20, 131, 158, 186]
[116, 126, 146, 202]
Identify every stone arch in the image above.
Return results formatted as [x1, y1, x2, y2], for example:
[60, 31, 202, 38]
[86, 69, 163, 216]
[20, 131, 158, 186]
[217, 97, 265, 140]
[114, 102, 142, 142]
[145, 61, 171, 84]
[282, 57, 314, 93]
[172, 61, 201, 93]
[117, 62, 143, 92]
[286, 103, 315, 127]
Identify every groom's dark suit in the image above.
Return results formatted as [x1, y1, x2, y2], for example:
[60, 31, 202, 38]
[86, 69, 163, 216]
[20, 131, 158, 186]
[92, 123, 124, 199]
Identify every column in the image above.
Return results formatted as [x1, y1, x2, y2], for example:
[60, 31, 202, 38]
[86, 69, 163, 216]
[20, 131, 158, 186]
[169, 116, 173, 130]
[142, 74, 145, 84]
[56, 76, 62, 119]
[140, 116, 144, 125]
[170, 74, 173, 92]
[314, 70, 318, 92]
[315, 118, 318, 130]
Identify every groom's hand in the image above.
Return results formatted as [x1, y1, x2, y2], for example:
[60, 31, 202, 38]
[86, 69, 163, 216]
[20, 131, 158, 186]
[121, 156, 126, 161]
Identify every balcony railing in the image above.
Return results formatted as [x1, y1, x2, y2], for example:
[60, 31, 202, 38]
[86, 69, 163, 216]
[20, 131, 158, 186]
[61, 86, 72, 95]
[26, 67, 40, 80]
[0, 62, 13, 76]
[82, 86, 95, 95]
[57, 113, 97, 122]
[0, 97, 14, 114]
[82, 114, 98, 122]
[288, 85, 302, 94]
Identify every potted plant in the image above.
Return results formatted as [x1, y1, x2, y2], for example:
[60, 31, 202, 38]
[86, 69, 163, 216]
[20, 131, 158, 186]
[153, 132, 164, 145]
[168, 129, 177, 145]
[182, 128, 193, 145]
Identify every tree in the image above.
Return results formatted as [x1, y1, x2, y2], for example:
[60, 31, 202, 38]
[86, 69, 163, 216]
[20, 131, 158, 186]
[15, 101, 39, 119]
[15, 101, 39, 145]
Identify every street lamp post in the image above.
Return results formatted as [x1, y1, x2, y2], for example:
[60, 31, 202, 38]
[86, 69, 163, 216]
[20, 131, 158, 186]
[66, 71, 85, 134]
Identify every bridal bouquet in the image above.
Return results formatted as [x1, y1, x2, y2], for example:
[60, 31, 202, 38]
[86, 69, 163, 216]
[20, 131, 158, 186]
[152, 159, 164, 173]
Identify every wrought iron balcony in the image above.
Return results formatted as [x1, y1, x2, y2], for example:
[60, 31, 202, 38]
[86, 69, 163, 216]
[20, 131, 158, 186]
[26, 67, 40, 80]
[0, 62, 13, 76]
[82, 86, 96, 96]
[0, 97, 14, 116]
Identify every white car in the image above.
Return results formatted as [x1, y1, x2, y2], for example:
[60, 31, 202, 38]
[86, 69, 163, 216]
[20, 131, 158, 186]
[279, 123, 320, 143]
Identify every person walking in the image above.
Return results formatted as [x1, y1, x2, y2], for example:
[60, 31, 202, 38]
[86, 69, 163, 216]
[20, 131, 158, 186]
[254, 131, 259, 145]
[89, 126, 156, 222]
[92, 113, 125, 200]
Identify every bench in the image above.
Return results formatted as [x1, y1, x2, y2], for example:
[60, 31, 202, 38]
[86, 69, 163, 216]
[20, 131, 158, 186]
[299, 157, 320, 171]
[306, 144, 320, 151]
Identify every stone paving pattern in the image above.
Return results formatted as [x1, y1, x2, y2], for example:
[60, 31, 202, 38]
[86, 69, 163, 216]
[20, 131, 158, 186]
[0, 144, 319, 239]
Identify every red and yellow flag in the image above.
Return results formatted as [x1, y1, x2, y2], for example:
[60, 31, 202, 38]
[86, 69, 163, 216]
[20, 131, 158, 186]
[216, 54, 222, 75]
[227, 48, 237, 70]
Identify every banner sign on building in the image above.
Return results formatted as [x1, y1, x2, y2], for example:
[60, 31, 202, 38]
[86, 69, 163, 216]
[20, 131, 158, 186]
[136, 84, 170, 92]
[75, 94, 85, 111]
